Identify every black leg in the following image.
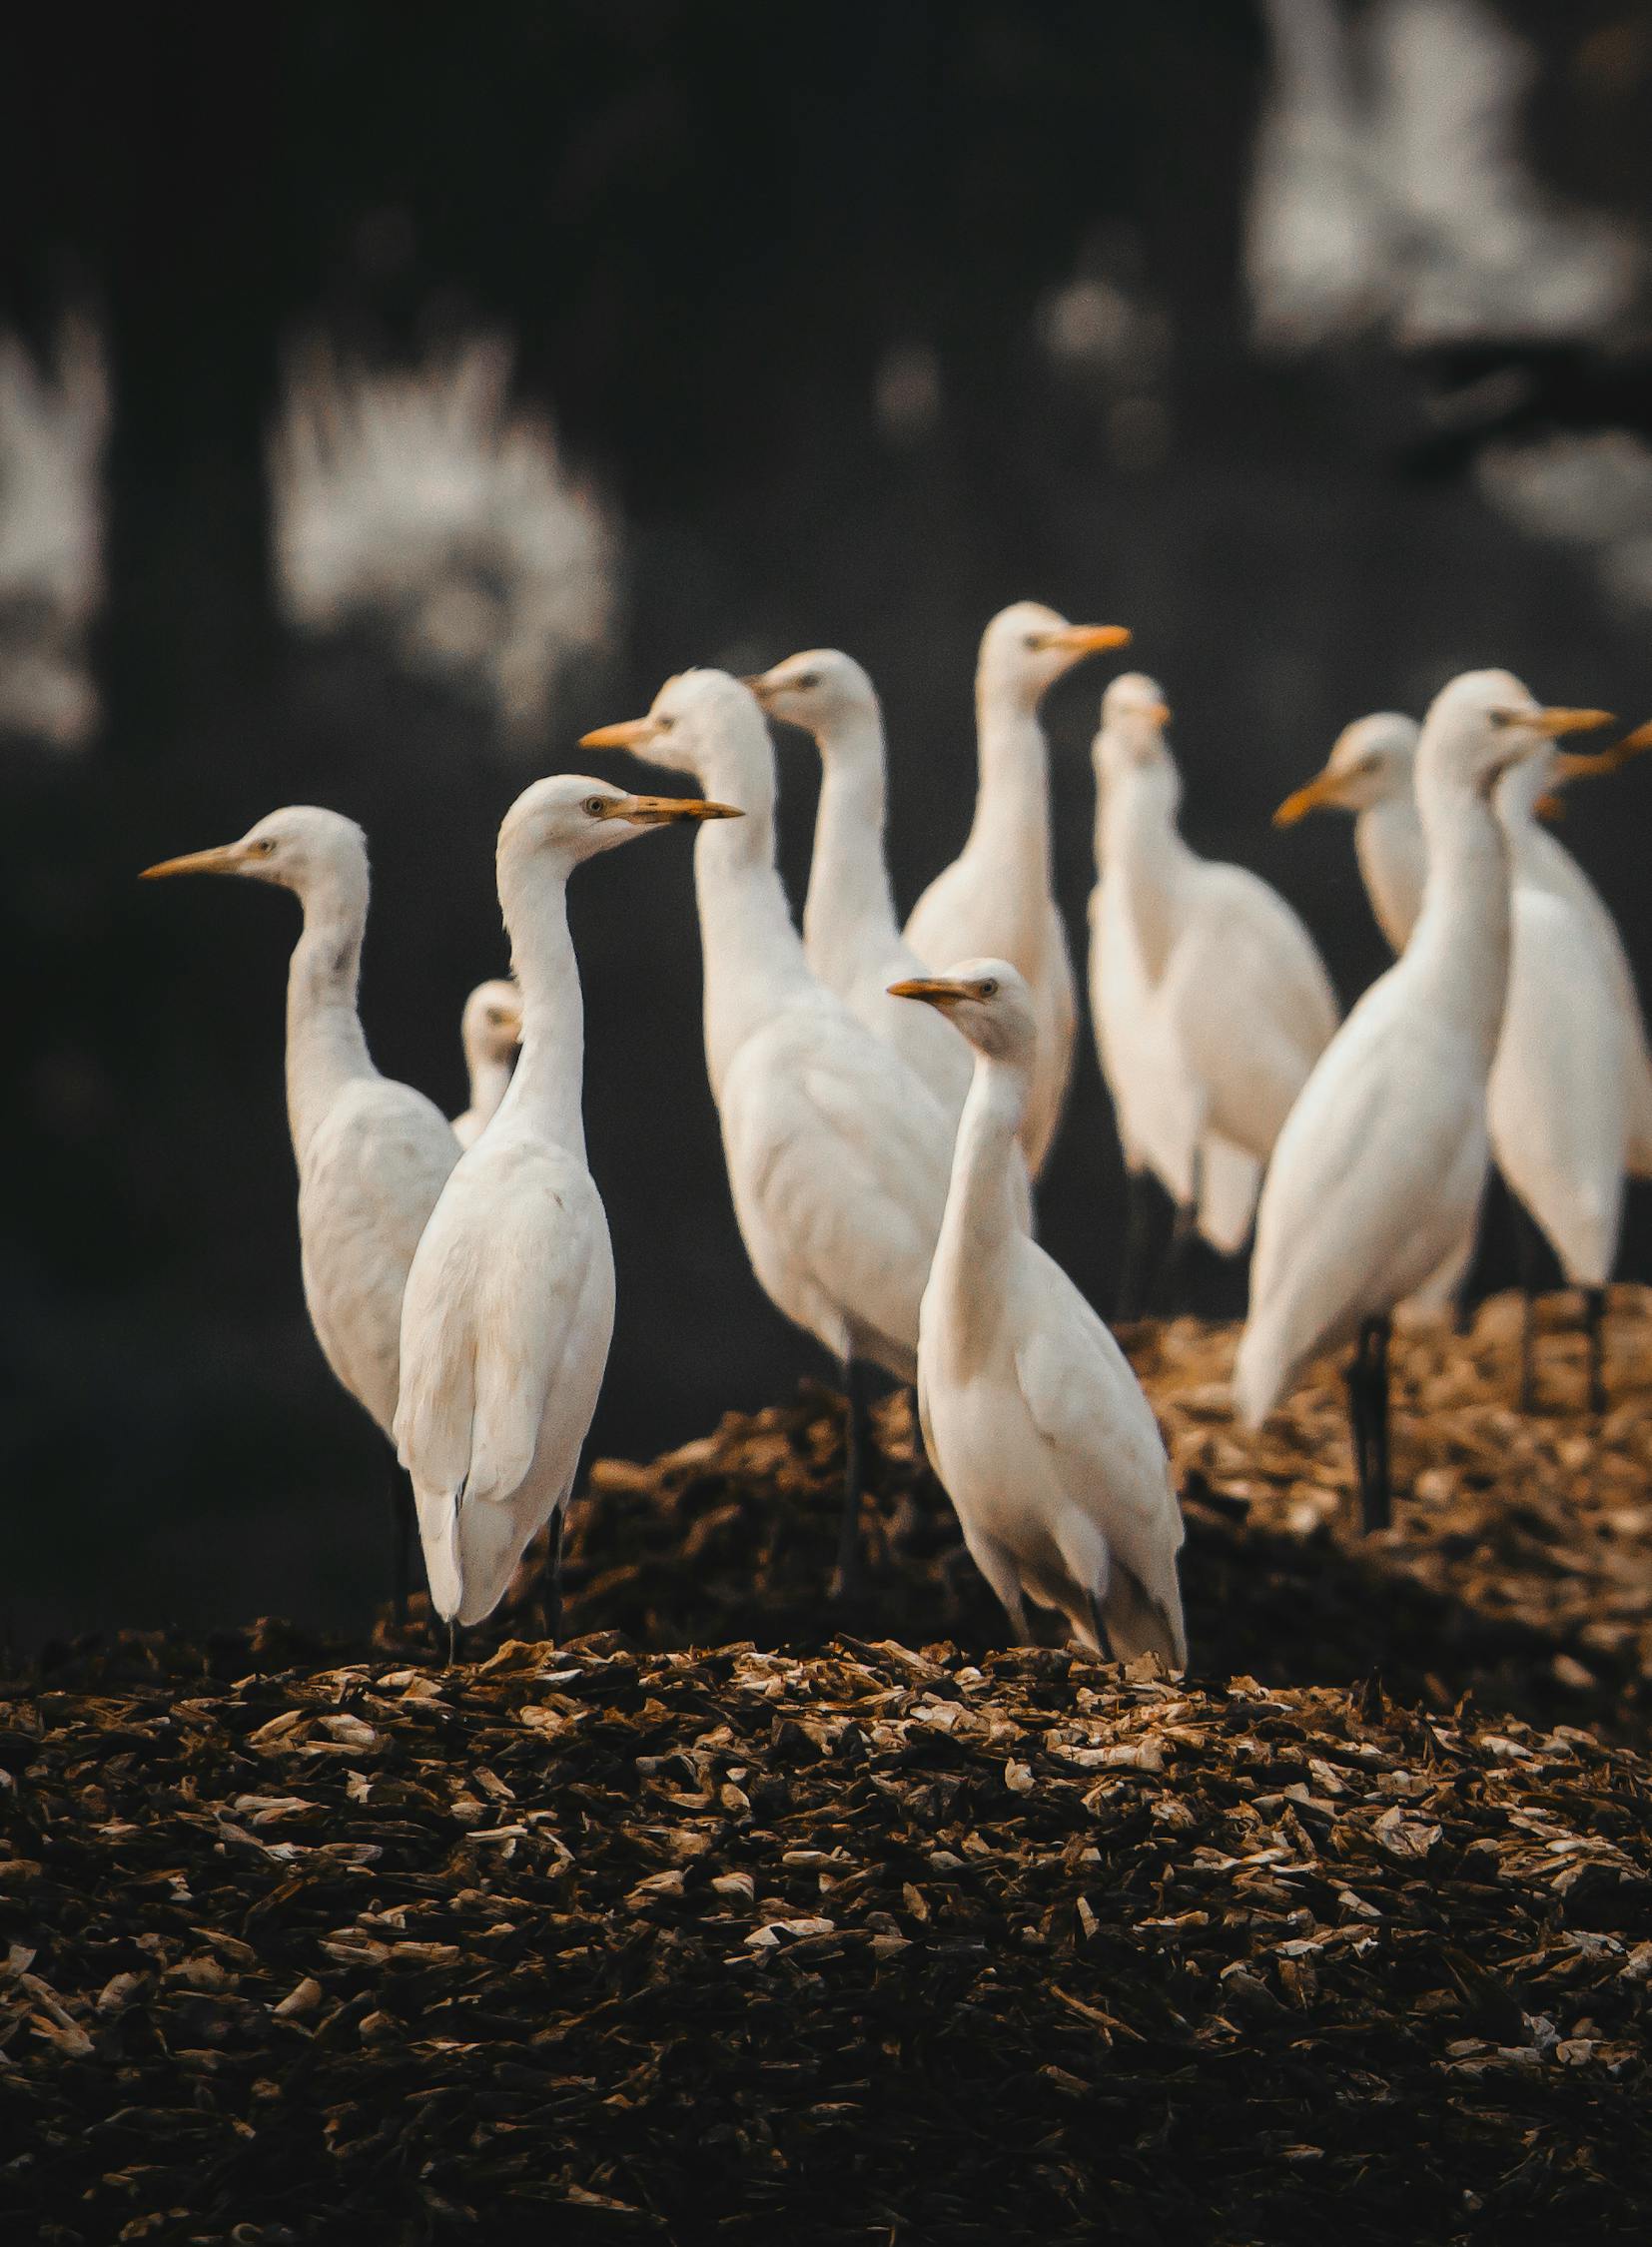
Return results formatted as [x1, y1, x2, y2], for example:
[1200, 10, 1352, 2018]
[1513, 1194, 1544, 1410]
[1343, 1338, 1372, 1525]
[1583, 1285, 1607, 1417]
[1157, 1148, 1203, 1318]
[832, 1356, 872, 1603]
[543, 1510, 565, 1644]
[1363, 1315, 1392, 1533]
[445, 1618, 457, 1668]
[387, 1456, 413, 1629]
[1116, 1167, 1156, 1321]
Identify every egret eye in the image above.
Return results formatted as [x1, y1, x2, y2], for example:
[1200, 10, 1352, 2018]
[250, 838, 277, 856]
[583, 796, 608, 818]
[978, 978, 999, 998]
[796, 671, 819, 691]
[1023, 633, 1042, 651]
[656, 714, 676, 732]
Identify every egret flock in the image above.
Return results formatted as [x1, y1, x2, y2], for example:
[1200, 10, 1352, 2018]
[142, 607, 1652, 1667]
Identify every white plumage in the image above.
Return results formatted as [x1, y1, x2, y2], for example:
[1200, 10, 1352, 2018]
[903, 601, 1131, 1177]
[451, 978, 521, 1150]
[746, 647, 1033, 1229]
[1236, 672, 1611, 1525]
[1090, 673, 1337, 1258]
[142, 806, 458, 1446]
[581, 669, 962, 1583]
[395, 778, 735, 1628]
[892, 960, 1186, 1665]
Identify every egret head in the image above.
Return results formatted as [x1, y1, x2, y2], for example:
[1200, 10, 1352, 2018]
[579, 668, 764, 789]
[888, 957, 1036, 1065]
[1417, 670, 1613, 800]
[1093, 671, 1175, 784]
[460, 979, 522, 1072]
[1501, 714, 1652, 823]
[743, 648, 878, 742]
[1273, 712, 1418, 827]
[141, 805, 369, 896]
[979, 600, 1132, 711]
[498, 772, 740, 871]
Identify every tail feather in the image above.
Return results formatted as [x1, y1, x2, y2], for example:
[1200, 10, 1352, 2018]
[413, 1481, 464, 1623]
[1100, 1558, 1188, 1673]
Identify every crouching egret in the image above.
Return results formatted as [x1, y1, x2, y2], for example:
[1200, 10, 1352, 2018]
[891, 961, 1187, 1665]
[1236, 674, 1612, 1530]
[142, 807, 460, 1618]
[745, 647, 1032, 1229]
[395, 779, 738, 1639]
[581, 670, 958, 1598]
[1091, 674, 1337, 1312]
[452, 979, 521, 1148]
[903, 602, 1132, 1177]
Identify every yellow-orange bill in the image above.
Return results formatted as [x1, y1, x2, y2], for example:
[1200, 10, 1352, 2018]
[139, 843, 245, 881]
[1272, 770, 1350, 828]
[579, 717, 656, 749]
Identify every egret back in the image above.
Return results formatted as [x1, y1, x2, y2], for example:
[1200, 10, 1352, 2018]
[296, 1076, 459, 1438]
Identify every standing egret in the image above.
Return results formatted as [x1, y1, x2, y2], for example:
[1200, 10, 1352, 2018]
[142, 807, 459, 1618]
[1277, 713, 1652, 1374]
[452, 978, 521, 1149]
[890, 961, 1187, 1665]
[395, 778, 738, 1639]
[745, 646, 1032, 1229]
[903, 602, 1132, 1176]
[1235, 674, 1612, 1530]
[581, 669, 959, 1596]
[1488, 728, 1652, 1408]
[1091, 674, 1338, 1308]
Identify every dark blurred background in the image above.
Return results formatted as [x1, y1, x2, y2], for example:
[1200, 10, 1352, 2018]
[4, 0, 1651, 1643]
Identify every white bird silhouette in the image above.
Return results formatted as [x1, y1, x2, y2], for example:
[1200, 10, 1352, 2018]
[891, 960, 1186, 1665]
[395, 778, 737, 1638]
[142, 806, 459, 1616]
[581, 669, 960, 1595]
[1236, 673, 1611, 1527]
[451, 978, 522, 1149]
[1090, 673, 1337, 1310]
[903, 601, 1131, 1176]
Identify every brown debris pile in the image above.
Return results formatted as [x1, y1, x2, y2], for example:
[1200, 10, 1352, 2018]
[5, 1638, 1652, 2243]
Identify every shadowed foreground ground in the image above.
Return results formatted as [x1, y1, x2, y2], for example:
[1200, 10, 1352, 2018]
[6, 1291, 1652, 2241]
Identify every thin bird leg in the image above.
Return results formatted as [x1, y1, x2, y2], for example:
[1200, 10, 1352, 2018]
[831, 1356, 873, 1603]
[1513, 1193, 1543, 1411]
[387, 1456, 413, 1630]
[543, 1510, 565, 1646]
[1583, 1285, 1608, 1418]
[1362, 1314, 1392, 1534]
[1115, 1167, 1157, 1321]
[1086, 1591, 1118, 1665]
[445, 1619, 458, 1669]
[1157, 1147, 1203, 1318]
[1343, 1333, 1372, 1527]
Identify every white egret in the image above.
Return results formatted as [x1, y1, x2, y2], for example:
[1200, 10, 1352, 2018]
[452, 978, 522, 1149]
[1091, 673, 1338, 1311]
[395, 778, 737, 1640]
[1235, 673, 1612, 1528]
[142, 806, 459, 1617]
[581, 669, 959, 1596]
[745, 647, 1033, 1229]
[903, 601, 1132, 1176]
[1277, 712, 1652, 1380]
[1487, 726, 1652, 1408]
[891, 961, 1187, 1664]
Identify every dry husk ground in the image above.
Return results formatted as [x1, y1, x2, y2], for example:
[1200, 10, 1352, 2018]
[5, 1288, 1652, 2242]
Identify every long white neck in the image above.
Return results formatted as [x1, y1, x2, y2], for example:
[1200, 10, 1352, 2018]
[1406, 775, 1512, 1061]
[285, 860, 376, 1162]
[967, 683, 1054, 894]
[1098, 754, 1194, 984]
[1354, 793, 1426, 952]
[463, 1051, 514, 1131]
[803, 712, 903, 981]
[494, 855, 587, 1160]
[929, 1051, 1027, 1370]
[689, 728, 820, 1096]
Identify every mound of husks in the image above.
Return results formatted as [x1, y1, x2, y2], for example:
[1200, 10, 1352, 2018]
[4, 1637, 1651, 2244]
